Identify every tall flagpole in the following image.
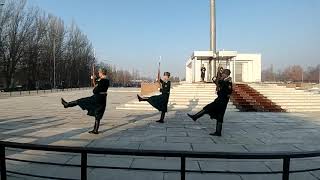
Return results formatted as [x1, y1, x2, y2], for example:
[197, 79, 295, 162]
[210, 0, 217, 81]
[157, 56, 161, 81]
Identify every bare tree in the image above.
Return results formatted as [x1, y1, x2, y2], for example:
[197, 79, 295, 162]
[0, 0, 37, 88]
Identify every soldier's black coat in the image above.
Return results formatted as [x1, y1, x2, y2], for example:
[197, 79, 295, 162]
[147, 79, 171, 112]
[77, 78, 109, 120]
[203, 78, 232, 122]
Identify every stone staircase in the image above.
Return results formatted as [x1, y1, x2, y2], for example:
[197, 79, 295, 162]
[231, 84, 285, 112]
[116, 83, 238, 111]
[249, 83, 320, 112]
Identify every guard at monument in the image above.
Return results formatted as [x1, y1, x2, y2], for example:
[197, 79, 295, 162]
[61, 68, 109, 134]
[137, 72, 171, 123]
[201, 65, 206, 82]
[187, 69, 232, 136]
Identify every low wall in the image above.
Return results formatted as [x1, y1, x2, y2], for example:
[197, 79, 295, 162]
[140, 82, 160, 96]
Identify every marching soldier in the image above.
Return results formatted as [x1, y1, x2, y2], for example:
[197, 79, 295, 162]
[187, 69, 232, 136]
[61, 68, 109, 134]
[137, 72, 171, 123]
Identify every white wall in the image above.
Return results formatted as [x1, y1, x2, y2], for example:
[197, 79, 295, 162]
[185, 59, 193, 83]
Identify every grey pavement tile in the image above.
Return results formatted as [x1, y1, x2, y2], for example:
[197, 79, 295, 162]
[240, 174, 282, 180]
[7, 152, 74, 164]
[15, 163, 86, 180]
[290, 172, 319, 180]
[164, 172, 242, 180]
[139, 142, 192, 151]
[66, 155, 134, 168]
[117, 136, 166, 143]
[130, 158, 200, 171]
[264, 159, 320, 172]
[198, 160, 271, 172]
[192, 144, 248, 152]
[244, 144, 301, 152]
[87, 140, 141, 149]
[89, 169, 163, 180]
[166, 136, 214, 144]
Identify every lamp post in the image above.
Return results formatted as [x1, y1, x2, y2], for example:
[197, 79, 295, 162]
[53, 33, 56, 89]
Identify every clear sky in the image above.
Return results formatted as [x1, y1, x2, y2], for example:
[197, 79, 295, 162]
[27, 0, 320, 78]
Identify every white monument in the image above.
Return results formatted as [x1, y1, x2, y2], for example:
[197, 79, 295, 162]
[185, 0, 261, 83]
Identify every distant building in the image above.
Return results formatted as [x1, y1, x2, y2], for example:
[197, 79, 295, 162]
[185, 50, 261, 83]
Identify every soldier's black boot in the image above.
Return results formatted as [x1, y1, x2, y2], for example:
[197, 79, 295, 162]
[187, 110, 206, 122]
[61, 98, 78, 108]
[156, 111, 165, 123]
[210, 122, 222, 136]
[89, 120, 100, 134]
[137, 94, 148, 102]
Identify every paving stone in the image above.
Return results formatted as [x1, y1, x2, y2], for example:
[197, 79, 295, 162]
[192, 144, 248, 152]
[139, 142, 192, 151]
[130, 158, 200, 171]
[164, 172, 242, 180]
[89, 169, 163, 180]
[166, 136, 214, 144]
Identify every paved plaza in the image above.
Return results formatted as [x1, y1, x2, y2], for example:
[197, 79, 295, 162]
[1, 88, 320, 180]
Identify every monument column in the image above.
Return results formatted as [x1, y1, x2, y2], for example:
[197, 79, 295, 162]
[209, 0, 216, 81]
[193, 57, 197, 82]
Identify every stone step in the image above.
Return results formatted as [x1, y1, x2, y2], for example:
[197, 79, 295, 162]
[279, 105, 320, 108]
[265, 96, 320, 101]
[271, 100, 320, 103]
[170, 93, 217, 99]
[169, 96, 217, 98]
[276, 103, 320, 106]
[264, 95, 320, 98]
[286, 109, 320, 112]
[171, 89, 215, 92]
[131, 101, 234, 105]
[124, 103, 237, 108]
[248, 89, 311, 92]
[249, 83, 320, 112]
[116, 106, 239, 111]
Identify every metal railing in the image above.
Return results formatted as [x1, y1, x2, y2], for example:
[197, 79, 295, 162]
[1, 141, 320, 180]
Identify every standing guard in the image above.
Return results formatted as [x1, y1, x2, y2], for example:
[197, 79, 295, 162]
[201, 64, 206, 82]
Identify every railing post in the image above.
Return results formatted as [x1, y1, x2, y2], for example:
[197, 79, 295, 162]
[181, 156, 186, 180]
[0, 145, 7, 180]
[283, 157, 290, 180]
[81, 152, 87, 180]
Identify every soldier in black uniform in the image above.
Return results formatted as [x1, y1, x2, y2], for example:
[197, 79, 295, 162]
[137, 72, 171, 123]
[201, 65, 206, 82]
[61, 68, 109, 134]
[187, 69, 232, 136]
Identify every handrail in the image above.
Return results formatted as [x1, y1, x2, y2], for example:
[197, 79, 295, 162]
[1, 141, 320, 180]
[2, 141, 320, 159]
